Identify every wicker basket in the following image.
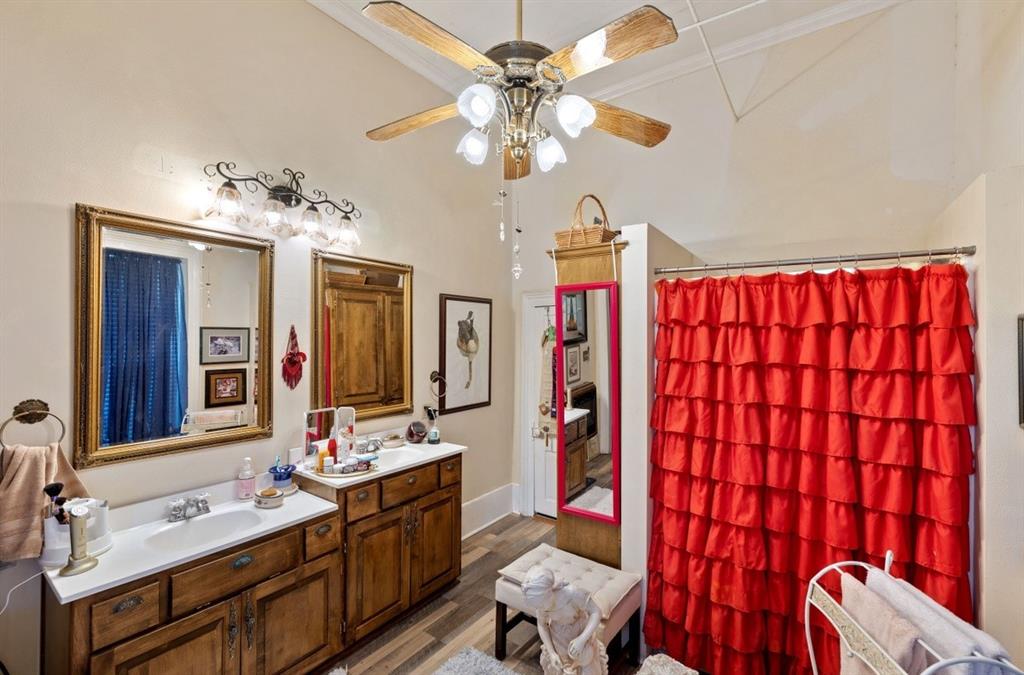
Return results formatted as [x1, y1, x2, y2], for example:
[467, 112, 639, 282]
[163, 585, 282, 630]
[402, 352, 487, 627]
[554, 194, 616, 248]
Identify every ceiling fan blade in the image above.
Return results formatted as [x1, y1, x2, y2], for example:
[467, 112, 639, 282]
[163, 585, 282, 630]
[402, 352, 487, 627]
[504, 147, 531, 180]
[362, 1, 498, 72]
[540, 6, 678, 83]
[366, 102, 459, 141]
[590, 99, 671, 147]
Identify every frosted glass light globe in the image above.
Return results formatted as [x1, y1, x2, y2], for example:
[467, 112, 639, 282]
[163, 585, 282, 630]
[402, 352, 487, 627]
[555, 95, 596, 138]
[456, 128, 489, 165]
[536, 136, 567, 172]
[457, 84, 497, 127]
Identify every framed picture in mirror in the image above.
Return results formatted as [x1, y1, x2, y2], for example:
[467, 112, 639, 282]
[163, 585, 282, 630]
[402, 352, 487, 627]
[199, 327, 250, 364]
[555, 281, 620, 525]
[74, 204, 274, 467]
[561, 289, 588, 345]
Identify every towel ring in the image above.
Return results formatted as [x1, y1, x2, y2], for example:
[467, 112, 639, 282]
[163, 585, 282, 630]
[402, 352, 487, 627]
[0, 400, 66, 450]
[429, 371, 447, 401]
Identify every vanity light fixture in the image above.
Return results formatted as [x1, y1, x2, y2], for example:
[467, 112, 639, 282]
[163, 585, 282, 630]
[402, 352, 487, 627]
[203, 161, 361, 250]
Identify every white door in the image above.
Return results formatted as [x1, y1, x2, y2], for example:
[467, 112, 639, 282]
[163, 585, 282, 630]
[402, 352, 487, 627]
[521, 293, 558, 518]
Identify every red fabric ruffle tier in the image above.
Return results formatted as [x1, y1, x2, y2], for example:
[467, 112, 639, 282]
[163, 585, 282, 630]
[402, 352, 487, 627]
[645, 265, 975, 675]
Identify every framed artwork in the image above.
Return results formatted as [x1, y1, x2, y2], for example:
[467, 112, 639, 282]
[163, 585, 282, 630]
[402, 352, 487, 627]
[562, 290, 587, 345]
[1018, 315, 1023, 427]
[439, 294, 492, 415]
[566, 344, 582, 385]
[200, 327, 250, 364]
[205, 368, 247, 408]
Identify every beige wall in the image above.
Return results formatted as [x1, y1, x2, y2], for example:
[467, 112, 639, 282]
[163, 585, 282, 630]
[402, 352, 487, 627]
[927, 168, 1024, 661]
[0, 1, 513, 672]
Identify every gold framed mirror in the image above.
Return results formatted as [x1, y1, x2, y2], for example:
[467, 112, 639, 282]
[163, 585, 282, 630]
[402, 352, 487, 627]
[310, 250, 412, 419]
[74, 204, 274, 467]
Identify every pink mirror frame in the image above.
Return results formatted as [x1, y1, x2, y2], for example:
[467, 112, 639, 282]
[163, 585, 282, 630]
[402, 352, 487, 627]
[555, 281, 621, 524]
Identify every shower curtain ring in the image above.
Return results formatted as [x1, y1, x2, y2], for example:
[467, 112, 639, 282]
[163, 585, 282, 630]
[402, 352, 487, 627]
[954, 246, 962, 263]
[927, 249, 933, 264]
[703, 263, 709, 277]
[853, 253, 859, 269]
[775, 260, 780, 273]
[897, 252, 902, 267]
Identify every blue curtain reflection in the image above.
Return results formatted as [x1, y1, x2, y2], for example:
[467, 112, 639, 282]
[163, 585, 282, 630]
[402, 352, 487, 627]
[101, 249, 188, 445]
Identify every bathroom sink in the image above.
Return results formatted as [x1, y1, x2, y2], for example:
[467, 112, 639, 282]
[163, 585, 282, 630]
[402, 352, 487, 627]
[375, 447, 426, 469]
[144, 510, 263, 551]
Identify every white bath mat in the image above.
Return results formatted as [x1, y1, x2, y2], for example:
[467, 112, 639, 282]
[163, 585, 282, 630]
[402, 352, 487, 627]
[570, 484, 613, 516]
[433, 647, 517, 674]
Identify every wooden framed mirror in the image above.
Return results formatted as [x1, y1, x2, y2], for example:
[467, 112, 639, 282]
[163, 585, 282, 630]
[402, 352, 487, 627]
[310, 251, 413, 419]
[74, 204, 274, 467]
[556, 280, 620, 524]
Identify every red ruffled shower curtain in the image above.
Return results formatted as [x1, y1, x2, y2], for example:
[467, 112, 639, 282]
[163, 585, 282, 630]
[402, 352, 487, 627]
[644, 265, 976, 675]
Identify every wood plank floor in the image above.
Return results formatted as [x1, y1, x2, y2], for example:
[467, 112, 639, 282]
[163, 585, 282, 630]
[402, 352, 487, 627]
[325, 514, 640, 674]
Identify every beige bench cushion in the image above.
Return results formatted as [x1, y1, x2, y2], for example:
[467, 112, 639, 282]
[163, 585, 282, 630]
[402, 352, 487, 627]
[497, 543, 641, 621]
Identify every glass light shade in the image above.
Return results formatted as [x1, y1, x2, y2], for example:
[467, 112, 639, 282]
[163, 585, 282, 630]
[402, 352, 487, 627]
[555, 95, 596, 138]
[300, 204, 323, 236]
[536, 136, 567, 172]
[254, 195, 292, 235]
[335, 215, 361, 252]
[205, 180, 246, 224]
[456, 128, 489, 165]
[457, 84, 497, 127]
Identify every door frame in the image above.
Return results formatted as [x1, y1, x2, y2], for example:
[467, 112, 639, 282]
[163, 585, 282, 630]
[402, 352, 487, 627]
[518, 290, 555, 518]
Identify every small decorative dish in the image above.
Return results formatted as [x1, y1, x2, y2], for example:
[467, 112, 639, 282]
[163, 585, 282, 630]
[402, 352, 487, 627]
[254, 487, 284, 509]
[382, 433, 404, 449]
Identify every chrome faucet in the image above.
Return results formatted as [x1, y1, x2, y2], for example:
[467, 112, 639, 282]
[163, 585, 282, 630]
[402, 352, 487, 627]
[365, 437, 384, 453]
[167, 492, 211, 522]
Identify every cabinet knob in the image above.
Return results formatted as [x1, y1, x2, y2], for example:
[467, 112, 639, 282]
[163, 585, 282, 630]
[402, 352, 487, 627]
[112, 595, 143, 614]
[445, 462, 455, 471]
[356, 489, 370, 502]
[315, 523, 333, 537]
[407, 475, 417, 485]
[232, 554, 254, 570]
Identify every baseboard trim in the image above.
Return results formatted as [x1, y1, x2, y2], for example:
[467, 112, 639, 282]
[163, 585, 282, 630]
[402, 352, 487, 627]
[462, 483, 518, 539]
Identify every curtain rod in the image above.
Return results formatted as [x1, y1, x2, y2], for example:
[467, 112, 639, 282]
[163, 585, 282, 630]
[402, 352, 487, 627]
[654, 245, 977, 276]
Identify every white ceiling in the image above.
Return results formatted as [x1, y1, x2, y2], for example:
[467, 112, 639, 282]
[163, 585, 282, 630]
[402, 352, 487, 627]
[309, 0, 900, 102]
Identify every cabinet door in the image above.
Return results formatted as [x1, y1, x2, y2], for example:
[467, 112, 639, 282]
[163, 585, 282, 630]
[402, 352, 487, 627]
[240, 553, 341, 675]
[345, 505, 410, 643]
[91, 599, 240, 675]
[383, 292, 405, 404]
[328, 287, 385, 407]
[566, 439, 587, 497]
[410, 485, 461, 604]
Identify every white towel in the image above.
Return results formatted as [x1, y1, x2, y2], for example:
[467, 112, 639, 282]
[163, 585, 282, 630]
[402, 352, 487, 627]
[866, 569, 1009, 675]
[840, 573, 928, 674]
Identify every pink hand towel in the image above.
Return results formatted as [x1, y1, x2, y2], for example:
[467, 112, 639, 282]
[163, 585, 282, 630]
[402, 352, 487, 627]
[840, 572, 929, 675]
[0, 443, 89, 561]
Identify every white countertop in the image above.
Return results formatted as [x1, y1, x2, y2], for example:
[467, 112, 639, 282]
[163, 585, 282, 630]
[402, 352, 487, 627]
[564, 408, 590, 425]
[295, 441, 467, 489]
[43, 488, 337, 604]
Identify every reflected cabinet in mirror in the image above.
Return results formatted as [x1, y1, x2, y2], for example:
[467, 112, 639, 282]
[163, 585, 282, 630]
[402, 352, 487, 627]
[74, 204, 274, 467]
[556, 281, 620, 524]
[310, 251, 412, 419]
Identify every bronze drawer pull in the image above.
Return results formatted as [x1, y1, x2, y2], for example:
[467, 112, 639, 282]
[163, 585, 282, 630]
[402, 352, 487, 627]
[406, 475, 417, 485]
[444, 461, 455, 471]
[356, 489, 370, 502]
[112, 595, 143, 614]
[314, 523, 333, 536]
[232, 553, 254, 570]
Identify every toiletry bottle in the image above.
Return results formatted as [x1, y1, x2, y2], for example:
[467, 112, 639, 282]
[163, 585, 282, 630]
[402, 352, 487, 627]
[236, 457, 255, 500]
[426, 407, 441, 445]
[317, 444, 330, 473]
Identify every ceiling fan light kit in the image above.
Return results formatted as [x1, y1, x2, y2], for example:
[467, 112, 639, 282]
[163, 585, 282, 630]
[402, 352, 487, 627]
[362, 1, 679, 179]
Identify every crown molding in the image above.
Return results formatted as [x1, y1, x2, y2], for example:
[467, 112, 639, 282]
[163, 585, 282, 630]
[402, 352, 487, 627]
[310, 0, 902, 102]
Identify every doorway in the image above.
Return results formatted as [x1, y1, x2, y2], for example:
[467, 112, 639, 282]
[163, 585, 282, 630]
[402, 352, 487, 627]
[519, 291, 557, 518]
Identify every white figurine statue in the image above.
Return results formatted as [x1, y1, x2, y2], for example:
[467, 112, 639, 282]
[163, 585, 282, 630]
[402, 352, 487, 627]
[522, 565, 609, 675]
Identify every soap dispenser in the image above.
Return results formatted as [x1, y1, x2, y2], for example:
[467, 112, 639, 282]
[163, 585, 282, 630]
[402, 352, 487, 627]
[425, 406, 441, 445]
[236, 457, 255, 500]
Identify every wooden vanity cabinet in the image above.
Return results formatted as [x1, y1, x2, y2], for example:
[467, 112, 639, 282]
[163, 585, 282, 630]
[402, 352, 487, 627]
[44, 512, 341, 675]
[565, 436, 588, 499]
[296, 453, 463, 649]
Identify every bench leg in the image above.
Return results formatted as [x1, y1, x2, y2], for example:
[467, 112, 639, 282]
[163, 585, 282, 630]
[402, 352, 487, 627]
[627, 609, 641, 666]
[495, 601, 508, 660]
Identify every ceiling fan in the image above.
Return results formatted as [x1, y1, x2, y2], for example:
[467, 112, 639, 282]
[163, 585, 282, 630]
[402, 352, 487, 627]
[362, 0, 679, 179]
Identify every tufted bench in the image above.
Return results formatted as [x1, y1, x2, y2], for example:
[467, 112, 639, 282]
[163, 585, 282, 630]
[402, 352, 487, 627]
[493, 543, 643, 663]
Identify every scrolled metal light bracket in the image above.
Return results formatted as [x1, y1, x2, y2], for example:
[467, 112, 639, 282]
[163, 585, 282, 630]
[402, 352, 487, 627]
[203, 161, 361, 219]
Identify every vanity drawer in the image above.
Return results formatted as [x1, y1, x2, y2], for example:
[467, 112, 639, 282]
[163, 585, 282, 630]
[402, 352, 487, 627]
[439, 456, 461, 487]
[169, 531, 300, 616]
[90, 581, 163, 651]
[381, 464, 438, 509]
[575, 418, 587, 440]
[564, 419, 579, 444]
[346, 482, 381, 522]
[304, 515, 341, 561]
